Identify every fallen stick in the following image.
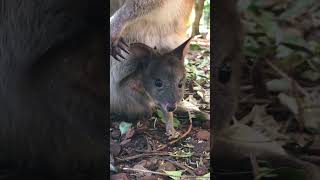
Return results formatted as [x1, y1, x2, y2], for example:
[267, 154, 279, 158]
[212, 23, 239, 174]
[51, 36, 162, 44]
[156, 111, 193, 151]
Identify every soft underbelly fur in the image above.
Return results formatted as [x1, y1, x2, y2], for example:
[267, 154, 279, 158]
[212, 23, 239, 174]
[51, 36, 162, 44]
[122, 21, 188, 52]
[119, 0, 192, 53]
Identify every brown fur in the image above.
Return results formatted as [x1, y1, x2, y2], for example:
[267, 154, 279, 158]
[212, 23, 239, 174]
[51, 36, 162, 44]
[110, 0, 194, 53]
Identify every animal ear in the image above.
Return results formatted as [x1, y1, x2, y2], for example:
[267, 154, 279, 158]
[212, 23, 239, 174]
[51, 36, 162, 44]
[170, 36, 193, 60]
[129, 43, 154, 59]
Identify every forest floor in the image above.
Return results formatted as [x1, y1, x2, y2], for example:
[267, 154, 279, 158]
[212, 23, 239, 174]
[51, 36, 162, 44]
[220, 1, 320, 179]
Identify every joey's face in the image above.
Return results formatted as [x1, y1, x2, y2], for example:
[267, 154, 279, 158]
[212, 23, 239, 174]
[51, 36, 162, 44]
[129, 37, 192, 112]
[143, 55, 186, 112]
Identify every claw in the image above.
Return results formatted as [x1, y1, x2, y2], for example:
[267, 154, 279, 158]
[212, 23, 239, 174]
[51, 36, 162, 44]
[116, 51, 127, 60]
[110, 43, 121, 61]
[118, 38, 131, 55]
[110, 37, 131, 61]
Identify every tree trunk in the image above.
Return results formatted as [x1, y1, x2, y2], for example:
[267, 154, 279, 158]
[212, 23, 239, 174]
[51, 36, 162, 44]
[192, 0, 205, 36]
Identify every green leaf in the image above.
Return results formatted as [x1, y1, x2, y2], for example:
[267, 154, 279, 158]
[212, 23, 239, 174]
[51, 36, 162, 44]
[156, 109, 164, 121]
[169, 150, 193, 158]
[110, 163, 118, 173]
[163, 170, 184, 180]
[256, 11, 278, 40]
[190, 44, 202, 51]
[119, 121, 132, 136]
[276, 45, 293, 58]
[156, 109, 180, 128]
[237, 0, 252, 12]
[256, 166, 308, 180]
[194, 112, 209, 121]
[196, 172, 210, 180]
[173, 117, 180, 128]
[279, 0, 314, 20]
[256, 167, 278, 180]
[279, 28, 303, 44]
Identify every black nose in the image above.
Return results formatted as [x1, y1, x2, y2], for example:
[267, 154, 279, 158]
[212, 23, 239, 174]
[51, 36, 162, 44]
[166, 104, 176, 112]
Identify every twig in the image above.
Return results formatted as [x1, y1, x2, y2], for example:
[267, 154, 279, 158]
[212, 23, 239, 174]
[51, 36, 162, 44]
[293, 82, 305, 131]
[265, 59, 308, 96]
[193, 80, 207, 92]
[156, 111, 193, 151]
[249, 153, 259, 179]
[122, 167, 210, 179]
[265, 59, 306, 131]
[116, 152, 169, 162]
[240, 98, 273, 104]
[166, 159, 196, 176]
[117, 111, 193, 162]
[240, 85, 254, 91]
[300, 155, 320, 164]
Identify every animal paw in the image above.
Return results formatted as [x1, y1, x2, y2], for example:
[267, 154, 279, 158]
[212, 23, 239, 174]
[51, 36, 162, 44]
[110, 37, 130, 61]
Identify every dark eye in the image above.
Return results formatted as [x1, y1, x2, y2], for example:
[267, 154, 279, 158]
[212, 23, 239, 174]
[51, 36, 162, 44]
[154, 79, 163, 87]
[178, 83, 183, 88]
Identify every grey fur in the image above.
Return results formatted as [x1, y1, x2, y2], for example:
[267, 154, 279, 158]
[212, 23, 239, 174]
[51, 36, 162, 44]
[110, 38, 192, 127]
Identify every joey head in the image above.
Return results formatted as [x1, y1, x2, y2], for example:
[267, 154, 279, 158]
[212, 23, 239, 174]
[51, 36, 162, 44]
[110, 37, 193, 139]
